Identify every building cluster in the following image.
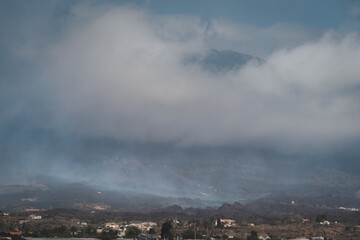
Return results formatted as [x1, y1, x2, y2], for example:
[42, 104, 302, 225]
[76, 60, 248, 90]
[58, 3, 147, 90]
[28, 214, 42, 220]
[214, 218, 237, 227]
[258, 234, 270, 240]
[319, 221, 330, 225]
[97, 221, 157, 237]
[220, 219, 236, 228]
[77, 221, 88, 227]
[283, 237, 324, 240]
[337, 206, 359, 212]
[0, 212, 350, 240]
[25, 208, 41, 212]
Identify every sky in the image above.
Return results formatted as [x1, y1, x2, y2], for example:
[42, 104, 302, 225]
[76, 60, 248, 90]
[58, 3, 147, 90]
[0, 0, 360, 199]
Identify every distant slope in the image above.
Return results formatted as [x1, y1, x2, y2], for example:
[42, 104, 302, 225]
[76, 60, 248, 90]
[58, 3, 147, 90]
[1, 179, 360, 225]
[184, 49, 262, 73]
[19, 195, 360, 225]
[0, 181, 221, 212]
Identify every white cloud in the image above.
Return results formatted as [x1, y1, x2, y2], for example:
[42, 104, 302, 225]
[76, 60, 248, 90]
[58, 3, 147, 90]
[32, 5, 360, 149]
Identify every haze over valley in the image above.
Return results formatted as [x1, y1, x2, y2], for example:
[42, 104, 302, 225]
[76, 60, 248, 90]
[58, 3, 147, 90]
[1, 0, 360, 221]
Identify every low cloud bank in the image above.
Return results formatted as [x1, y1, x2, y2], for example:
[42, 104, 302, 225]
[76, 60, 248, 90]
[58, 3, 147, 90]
[36, 6, 360, 150]
[1, 4, 360, 187]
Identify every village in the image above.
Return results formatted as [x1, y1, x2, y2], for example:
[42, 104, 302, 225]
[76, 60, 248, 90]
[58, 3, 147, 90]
[1, 210, 359, 240]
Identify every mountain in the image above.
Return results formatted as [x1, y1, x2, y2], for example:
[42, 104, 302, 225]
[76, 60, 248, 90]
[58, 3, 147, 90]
[0, 179, 221, 212]
[185, 49, 262, 73]
[1, 179, 359, 224]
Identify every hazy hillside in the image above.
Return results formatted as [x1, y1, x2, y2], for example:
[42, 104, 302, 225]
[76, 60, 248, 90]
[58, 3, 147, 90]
[0, 179, 221, 212]
[1, 175, 359, 226]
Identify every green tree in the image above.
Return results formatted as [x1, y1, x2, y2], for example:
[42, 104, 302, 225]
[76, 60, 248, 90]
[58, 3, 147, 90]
[216, 218, 223, 228]
[246, 230, 258, 240]
[98, 229, 118, 240]
[40, 228, 51, 237]
[182, 228, 203, 239]
[202, 219, 213, 237]
[269, 234, 281, 240]
[125, 226, 141, 238]
[281, 214, 303, 224]
[161, 220, 173, 240]
[149, 228, 156, 238]
[53, 225, 68, 237]
[85, 226, 95, 237]
[70, 226, 77, 235]
[316, 214, 328, 222]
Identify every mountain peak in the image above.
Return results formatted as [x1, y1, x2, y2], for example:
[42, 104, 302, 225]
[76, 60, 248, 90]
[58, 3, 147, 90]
[161, 204, 183, 213]
[185, 49, 262, 73]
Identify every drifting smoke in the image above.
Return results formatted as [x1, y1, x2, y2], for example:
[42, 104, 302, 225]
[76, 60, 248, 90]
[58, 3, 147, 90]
[0, 2, 360, 199]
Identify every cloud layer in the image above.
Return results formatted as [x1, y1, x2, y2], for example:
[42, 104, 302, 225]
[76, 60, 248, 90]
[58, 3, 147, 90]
[1, 3, 360, 188]
[30, 5, 359, 150]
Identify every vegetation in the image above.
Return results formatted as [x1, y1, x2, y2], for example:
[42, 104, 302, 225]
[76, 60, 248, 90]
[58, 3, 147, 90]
[98, 229, 118, 240]
[181, 228, 203, 239]
[316, 214, 328, 222]
[1, 209, 360, 239]
[125, 226, 141, 238]
[161, 220, 173, 240]
[246, 230, 258, 240]
[281, 214, 304, 224]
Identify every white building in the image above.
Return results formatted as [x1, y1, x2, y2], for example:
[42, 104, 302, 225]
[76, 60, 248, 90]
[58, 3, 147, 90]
[104, 222, 120, 230]
[28, 214, 42, 220]
[258, 235, 270, 240]
[220, 219, 236, 227]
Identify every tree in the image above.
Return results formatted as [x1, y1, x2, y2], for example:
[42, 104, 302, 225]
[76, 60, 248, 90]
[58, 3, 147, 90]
[202, 219, 213, 237]
[99, 229, 118, 240]
[53, 225, 68, 237]
[182, 228, 203, 239]
[246, 230, 258, 240]
[240, 220, 248, 226]
[316, 214, 328, 222]
[85, 226, 96, 237]
[216, 218, 223, 228]
[40, 228, 51, 237]
[70, 226, 77, 235]
[281, 214, 303, 224]
[161, 220, 173, 240]
[125, 226, 141, 238]
[149, 228, 156, 238]
[269, 234, 281, 240]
